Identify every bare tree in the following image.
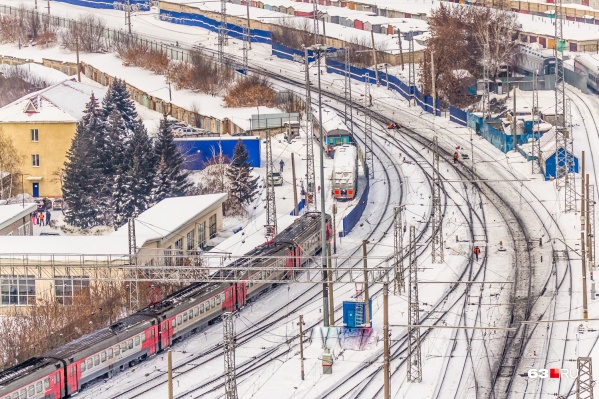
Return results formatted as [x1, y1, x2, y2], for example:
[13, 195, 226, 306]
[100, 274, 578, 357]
[0, 128, 23, 200]
[61, 14, 107, 53]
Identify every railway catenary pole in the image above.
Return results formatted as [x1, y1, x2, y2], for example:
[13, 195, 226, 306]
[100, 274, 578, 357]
[245, 0, 251, 50]
[431, 136, 444, 264]
[588, 181, 595, 270]
[292, 153, 299, 216]
[396, 28, 404, 71]
[298, 315, 305, 380]
[304, 47, 317, 211]
[128, 217, 139, 312]
[394, 206, 405, 295]
[314, 44, 330, 327]
[364, 74, 374, 178]
[408, 36, 415, 106]
[431, 46, 436, 116]
[582, 231, 589, 320]
[265, 129, 277, 240]
[327, 243, 335, 327]
[218, 0, 228, 64]
[383, 282, 390, 399]
[370, 31, 380, 86]
[168, 350, 173, 399]
[362, 240, 370, 327]
[407, 225, 422, 382]
[223, 312, 238, 399]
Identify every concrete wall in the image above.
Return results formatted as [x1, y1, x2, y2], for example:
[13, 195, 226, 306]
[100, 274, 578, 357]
[0, 216, 32, 236]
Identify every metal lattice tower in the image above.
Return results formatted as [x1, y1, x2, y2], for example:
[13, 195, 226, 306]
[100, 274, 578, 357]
[555, 0, 570, 195]
[590, 185, 596, 269]
[394, 206, 405, 295]
[265, 129, 277, 240]
[344, 48, 352, 127]
[218, 0, 228, 63]
[532, 71, 542, 174]
[223, 312, 238, 399]
[565, 98, 577, 212]
[407, 225, 422, 383]
[364, 74, 374, 178]
[577, 357, 594, 399]
[408, 37, 415, 106]
[242, 25, 248, 72]
[304, 48, 317, 211]
[482, 44, 490, 119]
[432, 137, 444, 264]
[128, 217, 139, 312]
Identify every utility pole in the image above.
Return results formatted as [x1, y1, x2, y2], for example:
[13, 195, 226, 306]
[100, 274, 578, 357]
[315, 45, 329, 328]
[582, 151, 586, 240]
[292, 153, 299, 216]
[327, 243, 335, 327]
[167, 350, 173, 399]
[565, 98, 576, 212]
[482, 44, 490, 119]
[128, 217, 139, 312]
[576, 357, 594, 399]
[344, 48, 352, 127]
[332, 203, 337, 254]
[298, 315, 305, 380]
[362, 240, 370, 327]
[125, 0, 132, 34]
[532, 70, 538, 173]
[304, 47, 317, 211]
[383, 282, 390, 399]
[512, 83, 517, 152]
[432, 136, 444, 264]
[223, 312, 238, 399]
[46, 0, 50, 26]
[364, 74, 374, 178]
[588, 182, 595, 269]
[265, 129, 277, 240]
[394, 206, 405, 295]
[218, 0, 228, 63]
[430, 47, 435, 115]
[396, 28, 404, 71]
[407, 225, 422, 382]
[408, 36, 415, 106]
[312, 0, 319, 43]
[242, 24, 248, 72]
[370, 30, 379, 86]
[245, 0, 251, 50]
[76, 34, 81, 82]
[582, 231, 589, 320]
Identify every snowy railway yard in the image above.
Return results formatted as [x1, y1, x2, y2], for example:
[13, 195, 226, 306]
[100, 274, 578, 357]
[0, 0, 599, 398]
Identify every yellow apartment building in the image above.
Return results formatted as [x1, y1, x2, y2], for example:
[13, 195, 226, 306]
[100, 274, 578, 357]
[0, 79, 107, 198]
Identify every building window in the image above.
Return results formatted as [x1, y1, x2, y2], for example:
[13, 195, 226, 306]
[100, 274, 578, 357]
[31, 154, 39, 167]
[174, 238, 183, 266]
[30, 129, 38, 142]
[209, 214, 217, 238]
[17, 222, 31, 236]
[186, 230, 195, 251]
[165, 246, 172, 266]
[198, 222, 206, 249]
[55, 277, 90, 305]
[1, 275, 36, 305]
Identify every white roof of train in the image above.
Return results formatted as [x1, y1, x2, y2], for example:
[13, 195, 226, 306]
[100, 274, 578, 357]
[333, 145, 357, 173]
[313, 107, 350, 134]
[575, 53, 599, 72]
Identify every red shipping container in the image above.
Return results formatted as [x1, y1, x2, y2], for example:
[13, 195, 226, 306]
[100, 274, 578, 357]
[354, 20, 364, 30]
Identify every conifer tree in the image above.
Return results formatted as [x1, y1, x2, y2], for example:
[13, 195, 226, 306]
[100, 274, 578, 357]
[151, 114, 192, 204]
[102, 78, 140, 132]
[62, 93, 105, 228]
[226, 140, 259, 206]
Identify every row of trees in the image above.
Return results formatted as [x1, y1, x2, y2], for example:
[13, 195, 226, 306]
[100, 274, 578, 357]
[62, 78, 192, 228]
[419, 4, 518, 107]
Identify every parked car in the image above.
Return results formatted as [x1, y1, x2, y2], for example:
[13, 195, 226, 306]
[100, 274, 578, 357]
[267, 172, 283, 186]
[52, 198, 64, 210]
[40, 231, 60, 236]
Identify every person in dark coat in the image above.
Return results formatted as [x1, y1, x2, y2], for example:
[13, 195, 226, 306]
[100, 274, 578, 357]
[474, 246, 481, 261]
[46, 210, 51, 225]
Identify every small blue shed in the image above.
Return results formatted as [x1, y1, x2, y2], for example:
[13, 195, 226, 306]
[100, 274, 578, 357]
[542, 147, 579, 181]
[175, 136, 261, 170]
[343, 300, 373, 328]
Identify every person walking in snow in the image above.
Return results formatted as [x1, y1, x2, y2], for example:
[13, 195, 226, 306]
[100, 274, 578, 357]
[473, 246, 481, 261]
[39, 212, 45, 226]
[46, 210, 51, 225]
[453, 152, 459, 164]
[279, 159, 285, 172]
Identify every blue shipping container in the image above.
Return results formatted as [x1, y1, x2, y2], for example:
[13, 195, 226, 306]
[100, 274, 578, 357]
[175, 137, 261, 170]
[343, 300, 373, 328]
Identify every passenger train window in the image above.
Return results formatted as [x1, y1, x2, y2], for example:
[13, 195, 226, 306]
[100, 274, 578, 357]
[19, 389, 25, 399]
[142, 333, 147, 343]
[172, 319, 176, 328]
[94, 355, 99, 366]
[211, 298, 215, 308]
[87, 358, 92, 369]
[216, 295, 221, 305]
[183, 312, 188, 322]
[108, 348, 113, 358]
[44, 378, 49, 389]
[12, 393, 18, 399]
[128, 339, 133, 349]
[101, 351, 106, 362]
[200, 304, 204, 314]
[121, 343, 127, 352]
[194, 307, 199, 317]
[135, 336, 140, 346]
[81, 362, 86, 372]
[28, 386, 34, 397]
[177, 315, 182, 324]
[115, 346, 120, 355]
[36, 382, 42, 393]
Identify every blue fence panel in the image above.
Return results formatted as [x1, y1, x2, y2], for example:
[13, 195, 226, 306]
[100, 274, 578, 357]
[289, 199, 306, 216]
[271, 43, 313, 62]
[340, 179, 369, 237]
[449, 106, 468, 126]
[55, 0, 149, 10]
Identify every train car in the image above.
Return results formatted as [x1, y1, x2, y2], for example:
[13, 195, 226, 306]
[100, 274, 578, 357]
[312, 107, 352, 156]
[0, 213, 331, 399]
[514, 43, 557, 76]
[574, 53, 599, 92]
[331, 145, 358, 200]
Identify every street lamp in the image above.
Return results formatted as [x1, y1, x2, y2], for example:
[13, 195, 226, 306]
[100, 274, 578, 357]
[309, 43, 330, 327]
